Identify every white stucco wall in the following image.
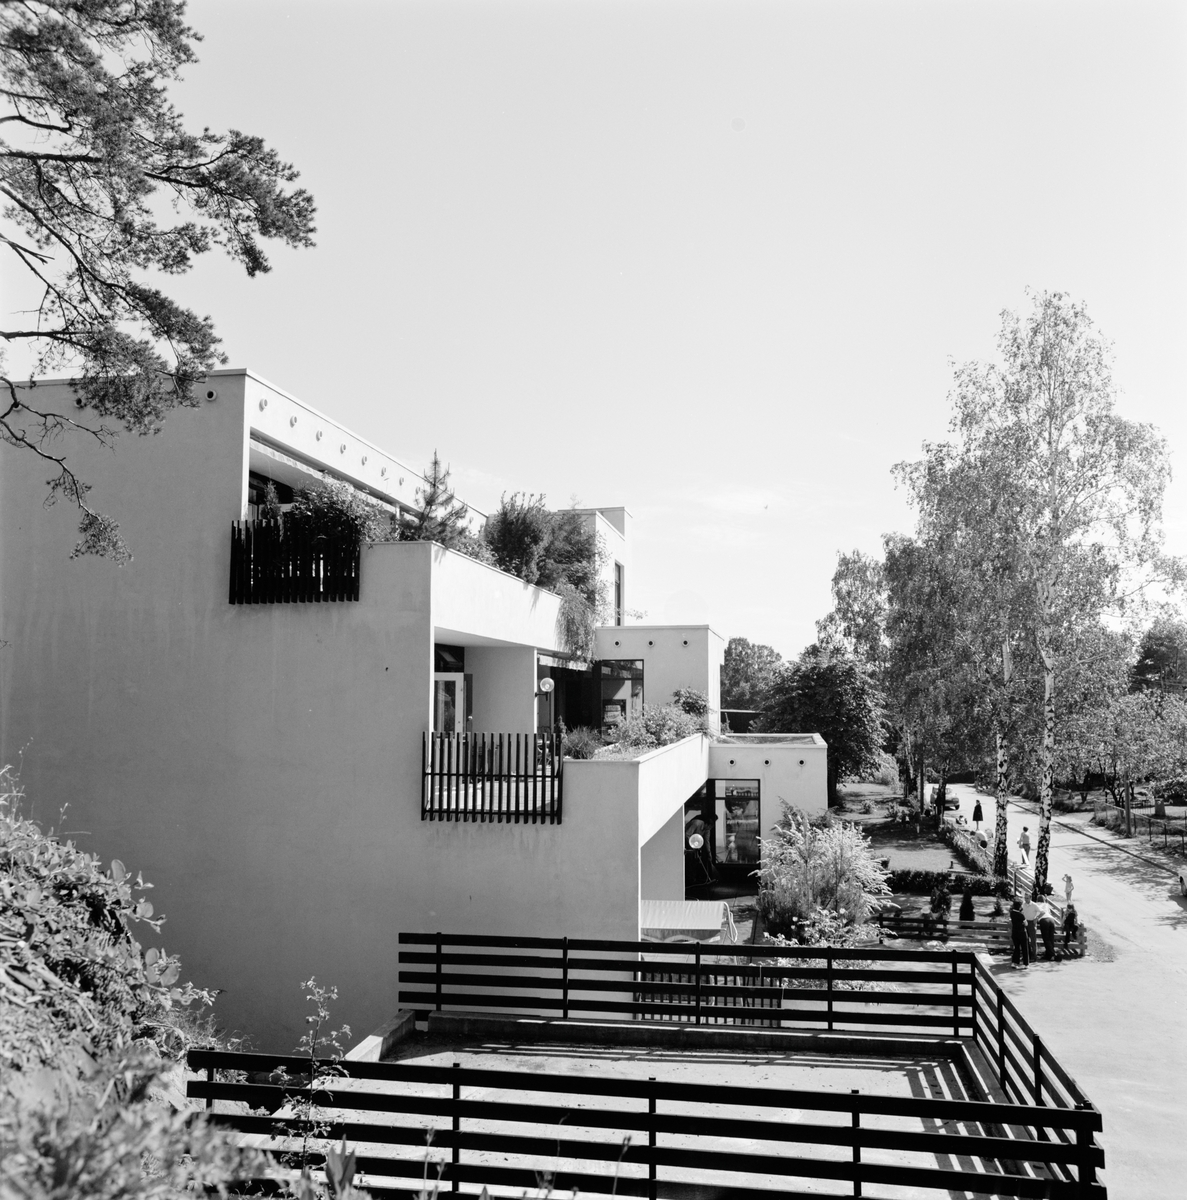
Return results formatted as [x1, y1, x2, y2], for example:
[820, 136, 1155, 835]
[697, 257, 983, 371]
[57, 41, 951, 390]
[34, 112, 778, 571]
[639, 806, 686, 902]
[0, 376, 600, 1052]
[708, 737, 829, 845]
[594, 625, 725, 714]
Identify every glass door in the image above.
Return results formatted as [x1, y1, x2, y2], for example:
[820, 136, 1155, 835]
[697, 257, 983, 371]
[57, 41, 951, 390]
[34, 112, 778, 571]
[433, 673, 466, 734]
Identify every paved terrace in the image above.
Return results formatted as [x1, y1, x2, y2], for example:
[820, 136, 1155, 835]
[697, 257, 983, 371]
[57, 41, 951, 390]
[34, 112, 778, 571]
[190, 938, 1106, 1199]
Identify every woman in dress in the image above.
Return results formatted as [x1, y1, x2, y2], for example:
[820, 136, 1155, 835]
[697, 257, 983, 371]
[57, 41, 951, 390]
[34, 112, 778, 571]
[972, 798, 984, 832]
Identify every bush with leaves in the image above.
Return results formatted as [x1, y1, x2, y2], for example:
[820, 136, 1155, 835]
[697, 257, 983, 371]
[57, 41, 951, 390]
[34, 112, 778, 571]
[0, 766, 267, 1197]
[613, 704, 703, 751]
[755, 803, 890, 936]
[285, 480, 393, 546]
[560, 725, 602, 760]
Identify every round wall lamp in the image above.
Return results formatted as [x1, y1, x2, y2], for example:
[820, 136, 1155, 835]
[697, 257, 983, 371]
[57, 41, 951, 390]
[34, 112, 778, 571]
[688, 833, 704, 850]
[535, 677, 555, 699]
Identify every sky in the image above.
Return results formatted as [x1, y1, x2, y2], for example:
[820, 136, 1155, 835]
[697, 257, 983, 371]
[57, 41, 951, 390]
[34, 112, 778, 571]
[11, 0, 1187, 659]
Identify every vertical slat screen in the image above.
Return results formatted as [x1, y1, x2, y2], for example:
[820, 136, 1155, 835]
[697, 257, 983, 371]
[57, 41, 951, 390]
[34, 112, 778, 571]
[421, 732, 563, 824]
[229, 519, 361, 604]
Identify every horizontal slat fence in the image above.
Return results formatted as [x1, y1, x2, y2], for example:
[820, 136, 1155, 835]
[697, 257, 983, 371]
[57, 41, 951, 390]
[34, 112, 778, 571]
[229, 519, 361, 604]
[399, 933, 975, 1035]
[422, 732, 562, 823]
[877, 913, 1012, 952]
[1092, 798, 1187, 853]
[186, 1048, 1105, 1199]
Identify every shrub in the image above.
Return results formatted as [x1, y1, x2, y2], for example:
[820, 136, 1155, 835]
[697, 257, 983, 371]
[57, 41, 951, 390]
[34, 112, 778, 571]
[614, 704, 703, 750]
[850, 749, 899, 788]
[671, 687, 709, 718]
[886, 867, 1009, 898]
[1152, 775, 1187, 801]
[0, 767, 266, 1198]
[940, 822, 994, 876]
[959, 891, 975, 921]
[287, 478, 393, 545]
[929, 884, 952, 920]
[561, 725, 602, 760]
[755, 803, 890, 934]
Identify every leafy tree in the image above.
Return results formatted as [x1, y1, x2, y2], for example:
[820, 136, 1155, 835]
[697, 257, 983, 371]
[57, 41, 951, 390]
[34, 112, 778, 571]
[755, 644, 885, 803]
[483, 492, 551, 581]
[1, 0, 316, 562]
[815, 549, 888, 670]
[1131, 614, 1187, 699]
[721, 637, 783, 710]
[930, 291, 1180, 895]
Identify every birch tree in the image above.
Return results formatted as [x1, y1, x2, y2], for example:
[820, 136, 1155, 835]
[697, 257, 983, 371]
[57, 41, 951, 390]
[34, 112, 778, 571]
[945, 292, 1178, 895]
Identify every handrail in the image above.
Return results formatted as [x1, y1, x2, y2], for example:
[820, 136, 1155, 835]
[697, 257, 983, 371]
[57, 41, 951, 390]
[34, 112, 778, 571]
[186, 1048, 1106, 1199]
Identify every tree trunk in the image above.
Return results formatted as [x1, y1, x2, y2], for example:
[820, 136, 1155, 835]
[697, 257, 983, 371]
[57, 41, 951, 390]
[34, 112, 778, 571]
[1032, 643, 1056, 899]
[993, 728, 1010, 877]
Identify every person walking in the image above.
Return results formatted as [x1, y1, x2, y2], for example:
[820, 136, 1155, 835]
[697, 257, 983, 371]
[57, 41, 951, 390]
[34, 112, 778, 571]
[1017, 826, 1031, 865]
[972, 798, 984, 832]
[1063, 873, 1074, 904]
[1010, 898, 1029, 968]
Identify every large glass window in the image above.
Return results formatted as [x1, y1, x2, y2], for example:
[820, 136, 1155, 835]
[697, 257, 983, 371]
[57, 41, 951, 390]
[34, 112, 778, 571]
[599, 659, 643, 737]
[714, 779, 761, 866]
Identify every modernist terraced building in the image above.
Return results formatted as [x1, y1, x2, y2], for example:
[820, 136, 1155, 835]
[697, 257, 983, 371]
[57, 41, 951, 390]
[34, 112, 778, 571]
[0, 369, 826, 1047]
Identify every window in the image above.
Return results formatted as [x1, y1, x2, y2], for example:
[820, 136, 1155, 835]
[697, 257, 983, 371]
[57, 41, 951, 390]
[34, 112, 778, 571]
[599, 659, 643, 736]
[714, 779, 761, 866]
[614, 562, 625, 626]
[247, 471, 293, 521]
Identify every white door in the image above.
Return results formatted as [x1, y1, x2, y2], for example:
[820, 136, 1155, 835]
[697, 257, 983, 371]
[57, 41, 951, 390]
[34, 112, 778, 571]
[433, 673, 466, 734]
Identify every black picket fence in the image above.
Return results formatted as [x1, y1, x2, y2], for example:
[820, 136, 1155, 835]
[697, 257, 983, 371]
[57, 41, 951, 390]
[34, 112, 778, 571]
[229, 519, 361, 604]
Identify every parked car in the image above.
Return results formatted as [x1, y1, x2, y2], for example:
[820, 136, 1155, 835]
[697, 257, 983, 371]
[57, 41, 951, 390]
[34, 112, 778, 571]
[1179, 863, 1187, 897]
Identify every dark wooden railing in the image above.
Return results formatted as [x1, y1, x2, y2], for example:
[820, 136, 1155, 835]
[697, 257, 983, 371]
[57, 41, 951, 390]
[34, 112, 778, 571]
[422, 732, 562, 823]
[187, 1044, 1105, 1198]
[399, 933, 974, 1033]
[877, 912, 1013, 953]
[229, 519, 361, 604]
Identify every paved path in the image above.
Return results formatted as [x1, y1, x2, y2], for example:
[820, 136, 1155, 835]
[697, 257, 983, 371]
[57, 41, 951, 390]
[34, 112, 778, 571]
[945, 783, 1187, 1199]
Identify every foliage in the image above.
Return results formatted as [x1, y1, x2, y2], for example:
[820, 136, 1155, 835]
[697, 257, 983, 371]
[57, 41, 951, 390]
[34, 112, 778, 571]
[0, 766, 268, 1197]
[613, 704, 702, 751]
[273, 978, 353, 1198]
[1, 1045, 270, 1200]
[482, 492, 551, 581]
[755, 644, 885, 802]
[0, 767, 213, 1070]
[940, 821, 994, 876]
[286, 480, 393, 547]
[560, 725, 602, 760]
[1152, 775, 1187, 801]
[815, 549, 888, 670]
[399, 453, 471, 548]
[0, 0, 315, 561]
[555, 581, 599, 659]
[672, 687, 710, 718]
[847, 749, 899, 787]
[720, 637, 783, 710]
[1130, 614, 1187, 697]
[754, 804, 890, 935]
[885, 867, 1009, 898]
[959, 890, 976, 921]
[929, 884, 952, 920]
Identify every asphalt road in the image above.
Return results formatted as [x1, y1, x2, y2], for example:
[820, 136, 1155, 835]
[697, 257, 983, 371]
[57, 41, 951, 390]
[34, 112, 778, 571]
[944, 782, 1187, 1199]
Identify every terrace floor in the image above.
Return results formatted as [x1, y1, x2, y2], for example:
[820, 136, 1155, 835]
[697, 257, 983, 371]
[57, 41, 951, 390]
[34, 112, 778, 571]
[275, 1020, 1055, 1200]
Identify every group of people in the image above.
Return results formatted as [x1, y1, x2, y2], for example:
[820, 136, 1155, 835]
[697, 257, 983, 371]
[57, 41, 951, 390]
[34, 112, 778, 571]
[1009, 887, 1079, 967]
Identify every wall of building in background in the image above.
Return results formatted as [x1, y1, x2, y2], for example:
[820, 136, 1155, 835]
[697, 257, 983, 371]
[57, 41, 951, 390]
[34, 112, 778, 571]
[594, 624, 725, 713]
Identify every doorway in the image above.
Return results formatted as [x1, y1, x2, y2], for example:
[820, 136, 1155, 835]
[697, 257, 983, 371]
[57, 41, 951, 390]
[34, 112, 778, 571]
[433, 672, 471, 734]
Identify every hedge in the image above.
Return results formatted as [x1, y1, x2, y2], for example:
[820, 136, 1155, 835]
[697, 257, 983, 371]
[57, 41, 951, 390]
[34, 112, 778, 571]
[887, 868, 1010, 898]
